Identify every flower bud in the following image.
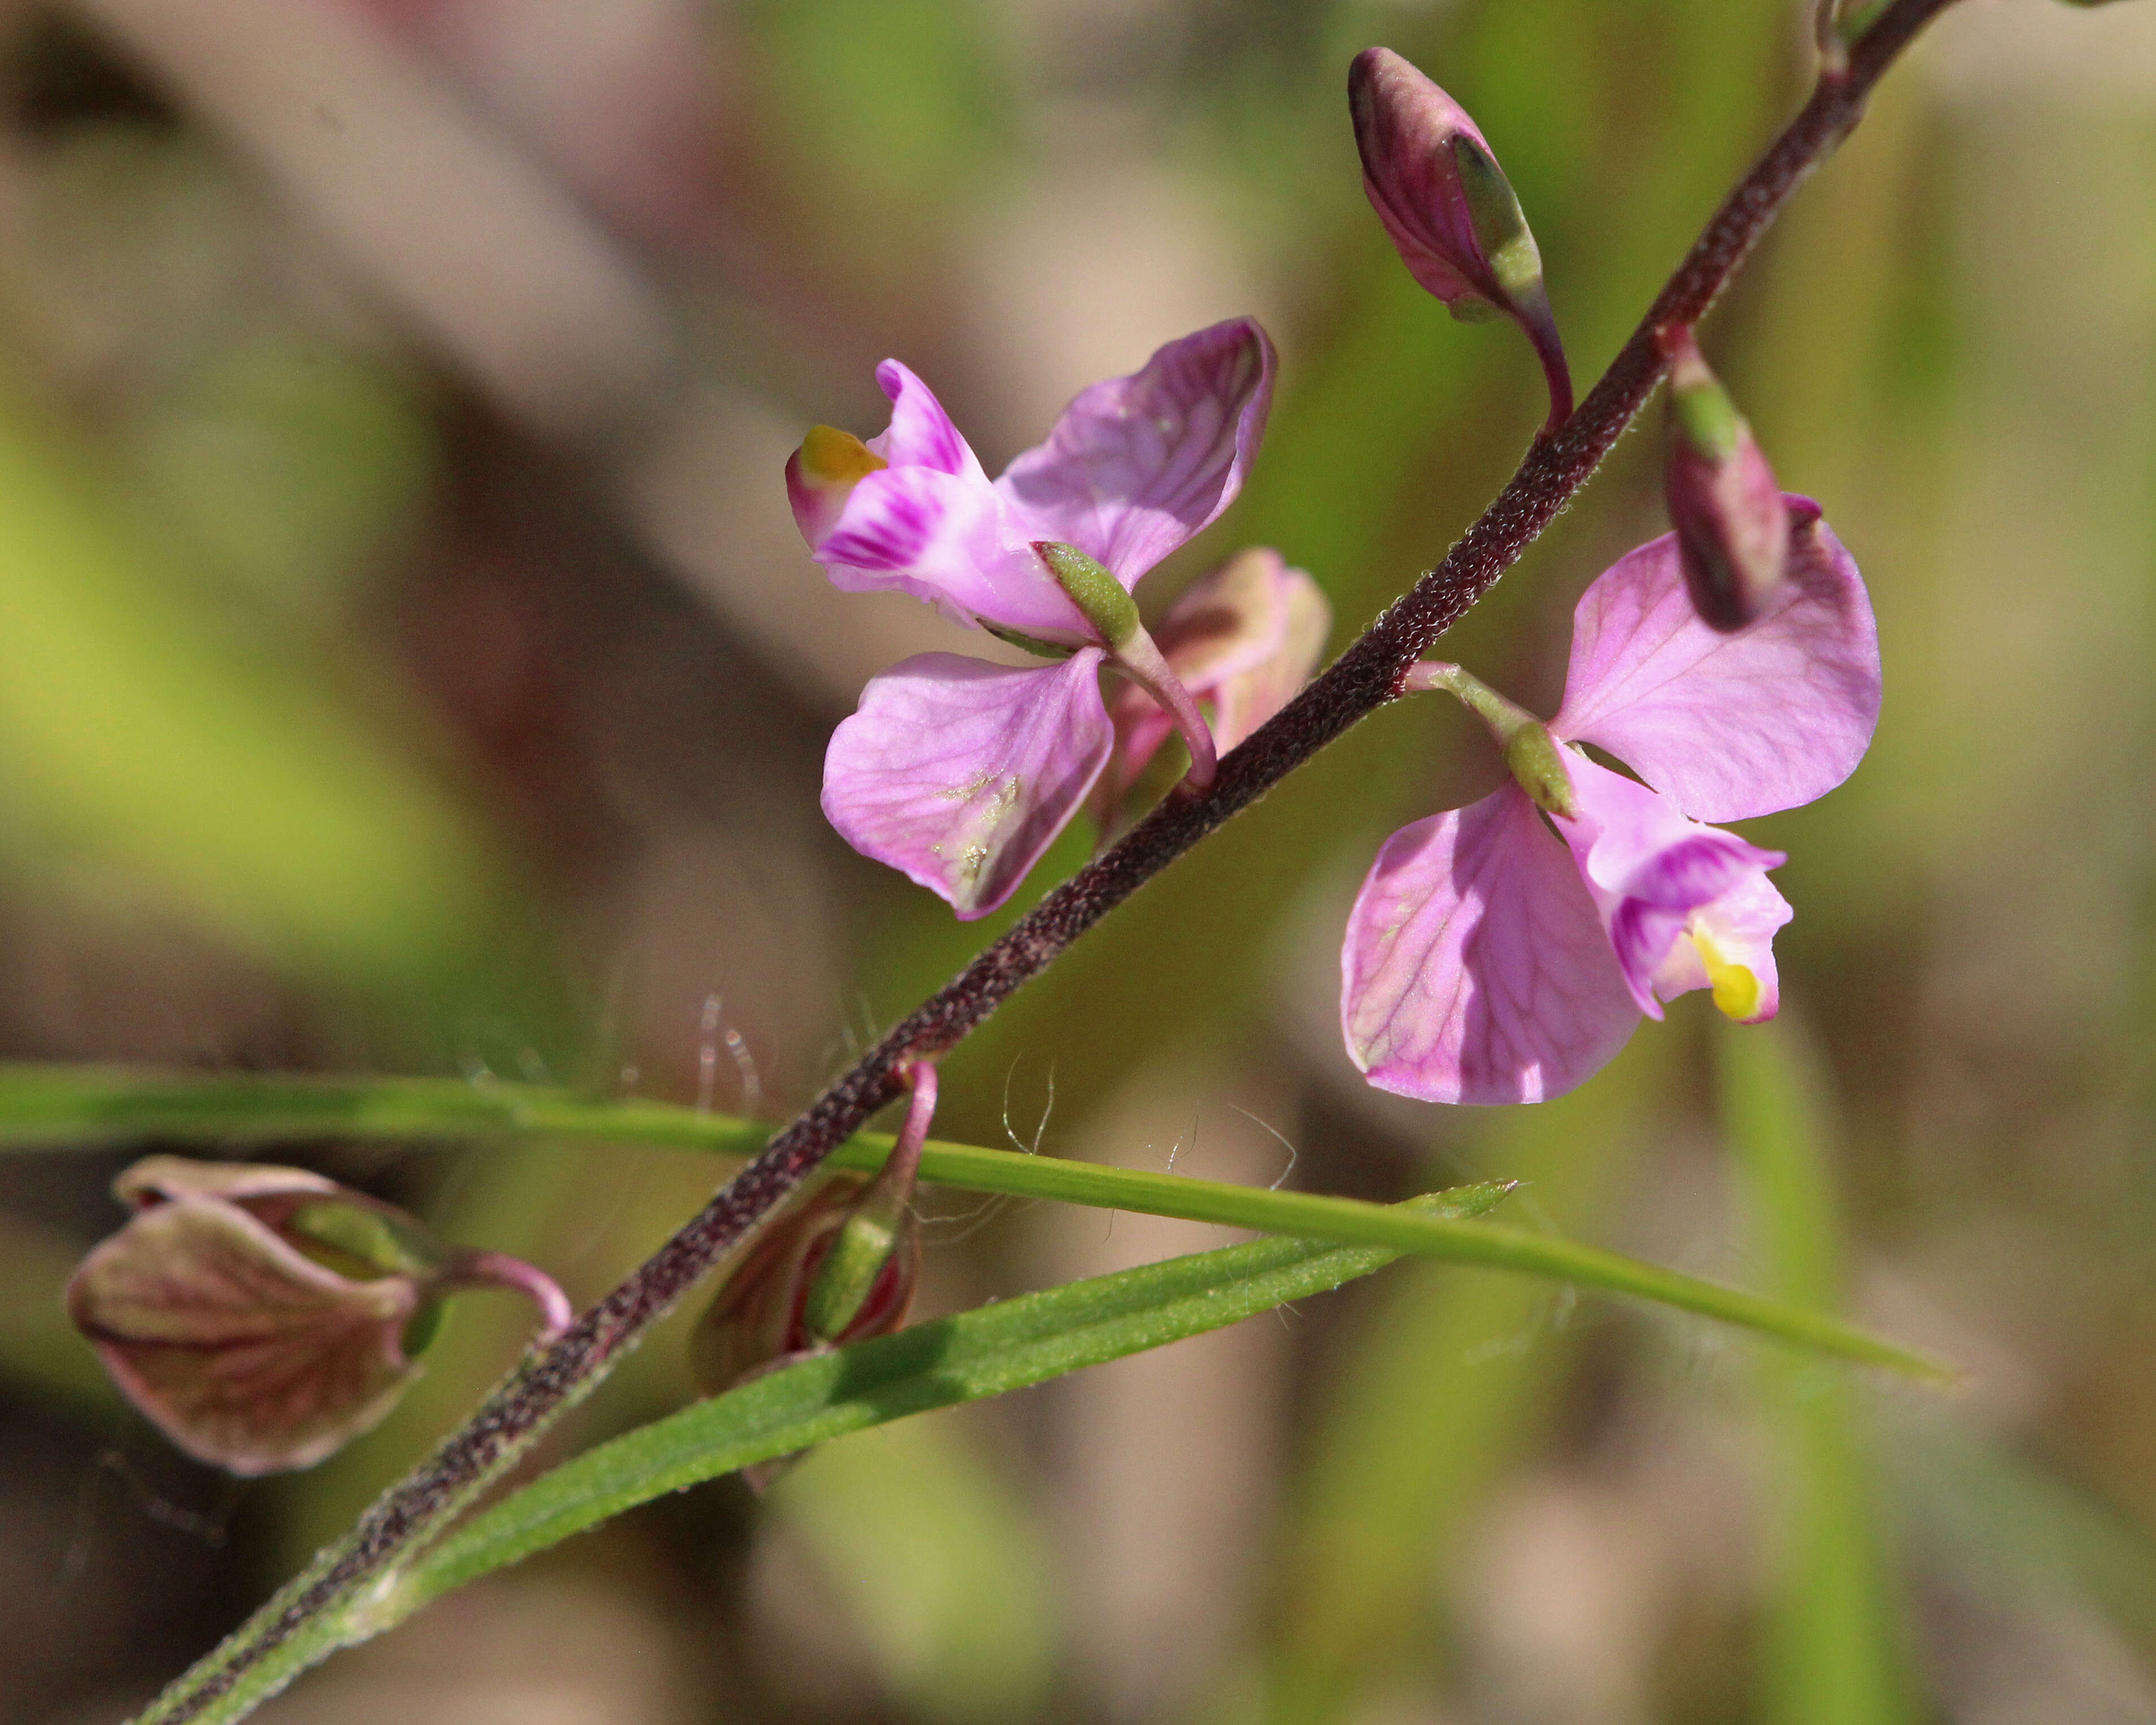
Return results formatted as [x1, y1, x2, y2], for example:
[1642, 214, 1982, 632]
[1348, 47, 1572, 429]
[1662, 329, 1790, 632]
[1090, 548, 1329, 834]
[786, 424, 887, 548]
[691, 1064, 934, 1407]
[67, 1157, 570, 1476]
[687, 1173, 922, 1400]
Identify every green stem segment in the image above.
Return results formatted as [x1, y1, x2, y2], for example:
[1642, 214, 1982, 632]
[1404, 661, 1577, 816]
[0, 1062, 1943, 1379]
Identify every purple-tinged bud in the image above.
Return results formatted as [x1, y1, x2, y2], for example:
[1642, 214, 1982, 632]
[1348, 47, 1572, 431]
[687, 1173, 922, 1400]
[690, 1064, 934, 1404]
[786, 423, 888, 549]
[67, 1157, 570, 1476]
[1661, 328, 1790, 633]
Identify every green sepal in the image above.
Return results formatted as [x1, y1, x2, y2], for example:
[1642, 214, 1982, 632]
[1034, 541, 1140, 649]
[286, 1200, 443, 1280]
[399, 1300, 447, 1359]
[1671, 373, 1745, 463]
[1504, 723, 1578, 818]
[1450, 135, 1545, 304]
[983, 624, 1078, 660]
[802, 1209, 901, 1341]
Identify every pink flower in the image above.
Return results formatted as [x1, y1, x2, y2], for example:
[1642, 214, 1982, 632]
[1340, 504, 1879, 1104]
[795, 319, 1276, 917]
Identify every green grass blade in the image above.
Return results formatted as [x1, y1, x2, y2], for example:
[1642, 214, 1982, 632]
[1721, 1021, 1919, 1725]
[0, 1062, 1950, 1378]
[1256, 1040, 1665, 1725]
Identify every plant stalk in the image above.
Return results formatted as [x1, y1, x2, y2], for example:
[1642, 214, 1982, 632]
[134, 6, 1963, 1717]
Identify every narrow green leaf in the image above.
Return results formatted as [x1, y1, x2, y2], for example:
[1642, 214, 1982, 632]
[371, 1190, 1502, 1632]
[0, 1062, 1952, 1379]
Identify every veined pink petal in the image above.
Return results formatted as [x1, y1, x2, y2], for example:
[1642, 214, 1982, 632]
[1551, 504, 1879, 822]
[1341, 785, 1640, 1105]
[995, 319, 1276, 587]
[867, 360, 990, 481]
[822, 651, 1114, 919]
[67, 1196, 420, 1475]
[1551, 753, 1788, 1021]
[817, 465, 1091, 639]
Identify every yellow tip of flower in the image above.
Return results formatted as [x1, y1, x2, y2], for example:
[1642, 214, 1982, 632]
[797, 424, 887, 488]
[1697, 934, 1762, 1022]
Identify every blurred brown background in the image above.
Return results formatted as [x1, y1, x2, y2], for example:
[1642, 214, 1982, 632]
[0, 0, 2151, 1720]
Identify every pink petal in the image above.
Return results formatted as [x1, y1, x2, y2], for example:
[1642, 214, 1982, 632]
[817, 464, 1091, 639]
[67, 1197, 420, 1475]
[1550, 753, 1787, 1020]
[867, 360, 989, 481]
[1551, 505, 1880, 822]
[1341, 785, 1641, 1105]
[995, 319, 1275, 586]
[822, 651, 1114, 919]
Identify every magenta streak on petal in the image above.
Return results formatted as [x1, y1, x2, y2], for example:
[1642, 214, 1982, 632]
[1551, 503, 1879, 823]
[869, 359, 984, 480]
[817, 465, 1091, 639]
[994, 319, 1276, 587]
[822, 650, 1114, 919]
[1621, 832, 1769, 908]
[1341, 784, 1640, 1105]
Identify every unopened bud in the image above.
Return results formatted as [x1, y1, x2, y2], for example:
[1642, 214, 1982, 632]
[690, 1174, 922, 1404]
[1662, 329, 1790, 632]
[67, 1157, 570, 1476]
[691, 1064, 935, 1412]
[1348, 47, 1572, 430]
[787, 424, 887, 548]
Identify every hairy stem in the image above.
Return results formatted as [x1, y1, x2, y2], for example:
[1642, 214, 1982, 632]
[136, 6, 1960, 1718]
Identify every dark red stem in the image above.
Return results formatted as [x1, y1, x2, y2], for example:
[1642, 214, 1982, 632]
[147, 3, 1959, 1716]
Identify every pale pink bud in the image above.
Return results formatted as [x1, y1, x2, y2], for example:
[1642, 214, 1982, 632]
[67, 1157, 569, 1475]
[1348, 47, 1572, 430]
[1662, 329, 1790, 631]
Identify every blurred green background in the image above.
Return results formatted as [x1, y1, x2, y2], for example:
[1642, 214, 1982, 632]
[0, 0, 2152, 1720]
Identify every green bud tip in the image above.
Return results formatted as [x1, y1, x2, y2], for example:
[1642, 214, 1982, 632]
[1450, 134, 1543, 303]
[802, 1209, 902, 1342]
[1664, 329, 1745, 463]
[1035, 541, 1140, 648]
[286, 1200, 444, 1280]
